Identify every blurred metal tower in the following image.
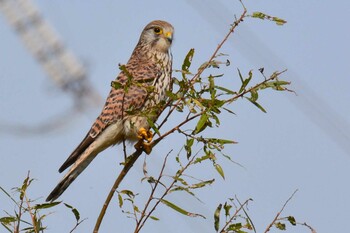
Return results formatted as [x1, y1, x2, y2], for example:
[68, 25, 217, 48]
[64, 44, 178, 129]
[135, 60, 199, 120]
[0, 0, 101, 107]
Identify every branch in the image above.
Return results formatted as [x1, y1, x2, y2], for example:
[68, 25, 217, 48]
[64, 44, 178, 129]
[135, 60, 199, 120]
[219, 198, 252, 233]
[157, 1, 247, 131]
[93, 146, 144, 233]
[133, 153, 171, 233]
[263, 189, 298, 233]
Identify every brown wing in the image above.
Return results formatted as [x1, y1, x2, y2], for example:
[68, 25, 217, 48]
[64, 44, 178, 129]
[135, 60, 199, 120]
[58, 61, 160, 172]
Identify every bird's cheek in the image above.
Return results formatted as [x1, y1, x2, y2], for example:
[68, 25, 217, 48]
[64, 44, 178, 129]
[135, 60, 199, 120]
[156, 38, 170, 52]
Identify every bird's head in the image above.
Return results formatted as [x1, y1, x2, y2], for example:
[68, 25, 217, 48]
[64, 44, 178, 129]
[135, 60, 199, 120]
[140, 20, 174, 53]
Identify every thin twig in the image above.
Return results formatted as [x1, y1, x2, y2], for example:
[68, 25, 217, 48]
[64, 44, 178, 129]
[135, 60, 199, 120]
[157, 1, 247, 132]
[219, 198, 252, 233]
[94, 2, 249, 231]
[236, 197, 256, 233]
[93, 147, 144, 233]
[300, 222, 317, 233]
[69, 218, 87, 233]
[134, 152, 171, 233]
[24, 192, 38, 233]
[135, 154, 198, 233]
[263, 189, 298, 233]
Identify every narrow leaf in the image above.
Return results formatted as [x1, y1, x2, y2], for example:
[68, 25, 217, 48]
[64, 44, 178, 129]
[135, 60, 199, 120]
[246, 97, 267, 113]
[239, 70, 253, 94]
[0, 217, 17, 225]
[64, 203, 80, 222]
[34, 202, 61, 210]
[214, 204, 222, 231]
[150, 216, 160, 221]
[223, 202, 232, 217]
[118, 193, 123, 208]
[215, 85, 236, 95]
[195, 113, 208, 134]
[185, 138, 195, 159]
[182, 48, 195, 79]
[214, 163, 225, 179]
[189, 179, 215, 189]
[160, 199, 205, 218]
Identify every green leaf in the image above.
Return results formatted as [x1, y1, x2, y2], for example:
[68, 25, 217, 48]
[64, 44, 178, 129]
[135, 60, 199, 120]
[272, 17, 287, 26]
[166, 90, 179, 100]
[287, 216, 296, 226]
[251, 11, 266, 20]
[208, 75, 216, 100]
[194, 113, 208, 134]
[147, 118, 160, 136]
[111, 80, 123, 90]
[246, 97, 267, 113]
[169, 186, 197, 200]
[223, 107, 236, 115]
[251, 12, 287, 25]
[160, 199, 205, 218]
[34, 202, 61, 210]
[223, 202, 232, 217]
[185, 138, 194, 159]
[0, 216, 17, 225]
[227, 223, 243, 231]
[214, 204, 222, 232]
[238, 68, 244, 83]
[120, 189, 135, 198]
[189, 179, 215, 189]
[215, 85, 236, 95]
[275, 222, 286, 230]
[150, 216, 160, 221]
[118, 193, 123, 208]
[182, 48, 195, 80]
[250, 89, 258, 102]
[64, 203, 80, 222]
[194, 154, 210, 164]
[238, 70, 253, 94]
[214, 163, 225, 179]
[0, 186, 17, 205]
[20, 176, 31, 201]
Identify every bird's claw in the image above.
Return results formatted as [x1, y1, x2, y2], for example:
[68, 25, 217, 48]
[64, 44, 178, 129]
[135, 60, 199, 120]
[134, 140, 152, 155]
[137, 128, 153, 142]
[135, 128, 153, 154]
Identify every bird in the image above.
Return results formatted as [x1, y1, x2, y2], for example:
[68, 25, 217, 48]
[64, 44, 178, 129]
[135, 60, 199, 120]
[46, 20, 174, 202]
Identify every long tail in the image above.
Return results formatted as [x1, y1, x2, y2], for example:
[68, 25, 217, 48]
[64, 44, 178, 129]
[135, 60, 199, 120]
[46, 144, 100, 202]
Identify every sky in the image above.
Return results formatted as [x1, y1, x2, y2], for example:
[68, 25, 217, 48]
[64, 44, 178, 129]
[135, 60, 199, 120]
[1, 0, 350, 232]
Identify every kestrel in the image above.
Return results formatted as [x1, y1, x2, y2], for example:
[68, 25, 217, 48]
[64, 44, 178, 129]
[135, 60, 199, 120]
[46, 20, 174, 202]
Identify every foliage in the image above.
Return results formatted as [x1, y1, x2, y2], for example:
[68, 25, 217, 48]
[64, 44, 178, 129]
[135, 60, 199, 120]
[1, 1, 316, 233]
[0, 172, 84, 233]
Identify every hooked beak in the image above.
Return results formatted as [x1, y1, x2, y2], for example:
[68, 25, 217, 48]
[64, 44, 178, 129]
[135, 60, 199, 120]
[164, 31, 173, 43]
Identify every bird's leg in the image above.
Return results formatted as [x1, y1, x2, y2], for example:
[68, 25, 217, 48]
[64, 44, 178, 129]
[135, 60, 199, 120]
[135, 128, 153, 154]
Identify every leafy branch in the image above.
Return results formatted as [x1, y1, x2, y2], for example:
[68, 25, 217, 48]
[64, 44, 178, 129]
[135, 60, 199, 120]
[0, 172, 83, 233]
[92, 1, 313, 233]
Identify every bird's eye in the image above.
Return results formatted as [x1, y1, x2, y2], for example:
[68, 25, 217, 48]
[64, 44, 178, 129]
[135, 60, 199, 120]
[153, 27, 162, 34]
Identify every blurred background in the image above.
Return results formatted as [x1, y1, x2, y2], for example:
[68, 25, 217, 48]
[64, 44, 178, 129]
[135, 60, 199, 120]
[0, 0, 349, 232]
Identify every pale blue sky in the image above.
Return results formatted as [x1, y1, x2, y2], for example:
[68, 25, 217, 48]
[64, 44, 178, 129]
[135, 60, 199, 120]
[1, 1, 349, 232]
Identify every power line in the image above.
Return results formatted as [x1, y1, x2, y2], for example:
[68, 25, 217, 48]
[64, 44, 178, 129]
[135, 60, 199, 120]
[0, 0, 102, 135]
[0, 0, 101, 106]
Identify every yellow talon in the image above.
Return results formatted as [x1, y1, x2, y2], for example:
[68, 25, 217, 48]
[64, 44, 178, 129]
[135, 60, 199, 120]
[137, 127, 153, 142]
[135, 128, 153, 154]
[134, 140, 152, 155]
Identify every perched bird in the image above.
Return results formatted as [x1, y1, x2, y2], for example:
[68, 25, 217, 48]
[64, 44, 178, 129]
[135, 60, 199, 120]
[46, 20, 174, 202]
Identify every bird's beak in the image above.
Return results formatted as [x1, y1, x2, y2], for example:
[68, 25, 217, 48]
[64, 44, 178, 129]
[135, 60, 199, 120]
[164, 31, 173, 43]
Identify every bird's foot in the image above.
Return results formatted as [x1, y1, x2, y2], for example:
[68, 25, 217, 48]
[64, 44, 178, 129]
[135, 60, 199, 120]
[137, 127, 153, 142]
[135, 128, 153, 154]
[134, 140, 152, 155]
